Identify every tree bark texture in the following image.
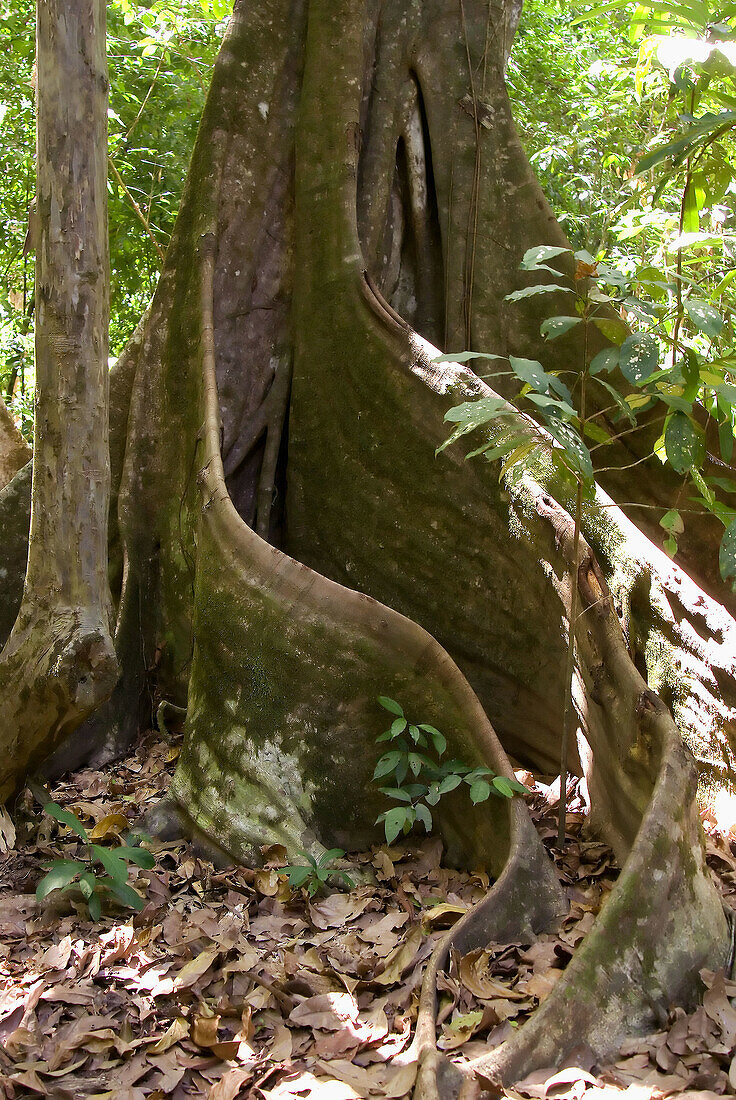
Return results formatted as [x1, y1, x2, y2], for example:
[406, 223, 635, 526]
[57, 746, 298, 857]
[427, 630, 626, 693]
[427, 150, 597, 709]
[0, 0, 117, 800]
[0, 0, 732, 1085]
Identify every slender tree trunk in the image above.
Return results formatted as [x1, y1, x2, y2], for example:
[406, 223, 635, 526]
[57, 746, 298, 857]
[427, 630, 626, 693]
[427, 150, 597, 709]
[0, 0, 117, 800]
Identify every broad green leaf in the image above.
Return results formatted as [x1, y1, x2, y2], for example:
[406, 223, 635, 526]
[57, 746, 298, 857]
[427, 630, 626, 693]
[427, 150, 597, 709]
[719, 419, 734, 463]
[469, 433, 530, 462]
[596, 378, 637, 424]
[100, 877, 145, 911]
[574, 248, 598, 266]
[682, 178, 701, 234]
[88, 890, 102, 921]
[505, 777, 531, 794]
[660, 509, 684, 535]
[418, 725, 447, 755]
[439, 406, 510, 456]
[526, 393, 577, 420]
[415, 803, 433, 833]
[91, 845, 129, 885]
[283, 865, 312, 887]
[589, 347, 620, 375]
[319, 848, 346, 867]
[384, 806, 411, 844]
[546, 419, 594, 482]
[592, 317, 629, 345]
[720, 519, 736, 583]
[373, 752, 402, 780]
[506, 284, 572, 302]
[469, 780, 491, 804]
[78, 872, 97, 900]
[583, 420, 612, 445]
[683, 349, 701, 403]
[572, 0, 635, 24]
[519, 245, 571, 269]
[636, 112, 736, 174]
[685, 299, 724, 337]
[377, 696, 404, 716]
[438, 774, 463, 795]
[464, 767, 494, 784]
[691, 466, 715, 507]
[390, 717, 408, 737]
[509, 356, 551, 392]
[36, 860, 85, 901]
[548, 374, 574, 404]
[432, 351, 506, 364]
[499, 440, 542, 480]
[115, 846, 155, 870]
[44, 803, 89, 842]
[664, 412, 706, 473]
[492, 776, 515, 798]
[443, 397, 507, 427]
[541, 316, 582, 340]
[408, 725, 421, 742]
[378, 787, 413, 803]
[409, 753, 424, 776]
[619, 332, 659, 385]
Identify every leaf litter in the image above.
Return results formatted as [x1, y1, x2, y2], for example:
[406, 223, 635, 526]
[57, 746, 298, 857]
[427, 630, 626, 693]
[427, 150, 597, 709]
[0, 738, 734, 1099]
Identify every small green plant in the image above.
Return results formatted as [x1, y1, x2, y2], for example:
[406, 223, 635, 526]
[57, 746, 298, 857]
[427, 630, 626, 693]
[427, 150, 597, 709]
[30, 783, 154, 919]
[280, 849, 355, 897]
[436, 234, 736, 844]
[372, 697, 528, 844]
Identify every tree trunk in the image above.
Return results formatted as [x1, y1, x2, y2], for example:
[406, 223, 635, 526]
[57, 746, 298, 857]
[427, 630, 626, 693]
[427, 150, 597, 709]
[0, 0, 117, 801]
[0, 0, 733, 1086]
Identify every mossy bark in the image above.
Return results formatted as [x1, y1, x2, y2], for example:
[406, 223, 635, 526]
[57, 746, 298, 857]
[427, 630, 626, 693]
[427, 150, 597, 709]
[0, 0, 732, 1084]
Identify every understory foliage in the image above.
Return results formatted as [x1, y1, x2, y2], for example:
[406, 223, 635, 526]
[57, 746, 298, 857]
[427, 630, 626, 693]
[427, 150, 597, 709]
[372, 698, 527, 843]
[455, 0, 736, 589]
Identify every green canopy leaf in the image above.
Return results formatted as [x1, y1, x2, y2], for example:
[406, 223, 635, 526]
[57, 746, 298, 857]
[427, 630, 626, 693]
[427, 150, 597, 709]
[720, 518, 736, 584]
[541, 316, 582, 340]
[619, 332, 659, 385]
[685, 299, 724, 337]
[664, 412, 706, 473]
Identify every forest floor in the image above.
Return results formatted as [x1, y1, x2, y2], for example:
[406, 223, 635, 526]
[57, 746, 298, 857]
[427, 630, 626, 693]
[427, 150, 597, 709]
[0, 731, 735, 1100]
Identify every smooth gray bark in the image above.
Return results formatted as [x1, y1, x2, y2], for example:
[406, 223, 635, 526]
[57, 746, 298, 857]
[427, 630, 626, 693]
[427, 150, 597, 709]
[0, 0, 117, 801]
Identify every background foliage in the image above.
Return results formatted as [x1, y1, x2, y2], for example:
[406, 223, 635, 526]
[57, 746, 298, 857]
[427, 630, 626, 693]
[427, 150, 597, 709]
[0, 0, 226, 436]
[2, 0, 736, 473]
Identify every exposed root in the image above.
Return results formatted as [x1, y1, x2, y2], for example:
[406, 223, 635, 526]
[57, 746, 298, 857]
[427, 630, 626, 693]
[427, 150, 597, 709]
[412, 489, 730, 1095]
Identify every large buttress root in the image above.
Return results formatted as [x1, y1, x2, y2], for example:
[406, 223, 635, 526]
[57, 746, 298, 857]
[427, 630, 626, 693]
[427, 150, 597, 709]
[169, 231, 566, 947]
[0, 0, 729, 1083]
[413, 494, 730, 1095]
[286, 0, 730, 1085]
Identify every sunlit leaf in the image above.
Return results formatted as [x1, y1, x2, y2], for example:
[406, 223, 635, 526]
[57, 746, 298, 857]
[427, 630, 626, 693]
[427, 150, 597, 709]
[664, 412, 706, 473]
[619, 332, 659, 384]
[685, 299, 724, 337]
[541, 315, 582, 340]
